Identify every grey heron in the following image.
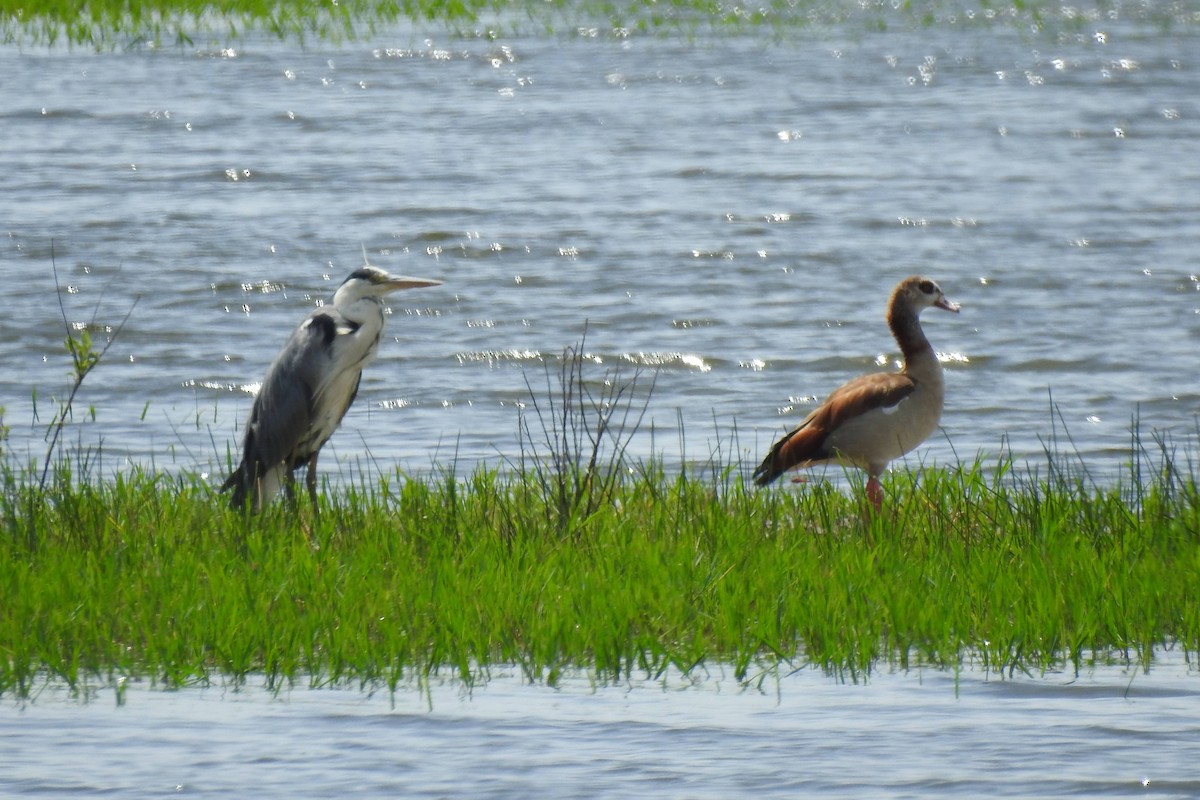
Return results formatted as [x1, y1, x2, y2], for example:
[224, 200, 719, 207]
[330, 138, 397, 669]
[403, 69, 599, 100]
[222, 259, 443, 511]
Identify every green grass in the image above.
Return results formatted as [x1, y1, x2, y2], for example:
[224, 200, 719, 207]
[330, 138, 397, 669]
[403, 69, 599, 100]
[3, 433, 1198, 701]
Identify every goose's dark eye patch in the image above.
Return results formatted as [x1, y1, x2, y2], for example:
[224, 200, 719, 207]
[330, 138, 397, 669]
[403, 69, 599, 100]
[918, 280, 935, 294]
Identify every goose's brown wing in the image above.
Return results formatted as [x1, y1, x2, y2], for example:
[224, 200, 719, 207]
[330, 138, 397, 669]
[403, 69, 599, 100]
[752, 372, 915, 486]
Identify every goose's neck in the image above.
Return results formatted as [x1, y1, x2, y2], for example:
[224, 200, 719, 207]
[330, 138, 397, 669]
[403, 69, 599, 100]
[888, 306, 934, 365]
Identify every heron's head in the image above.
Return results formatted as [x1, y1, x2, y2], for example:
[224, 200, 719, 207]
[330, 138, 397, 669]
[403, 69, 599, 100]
[333, 265, 444, 307]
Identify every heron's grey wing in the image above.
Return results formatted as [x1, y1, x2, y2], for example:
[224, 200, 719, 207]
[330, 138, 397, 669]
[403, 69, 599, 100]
[242, 311, 340, 470]
[223, 309, 343, 507]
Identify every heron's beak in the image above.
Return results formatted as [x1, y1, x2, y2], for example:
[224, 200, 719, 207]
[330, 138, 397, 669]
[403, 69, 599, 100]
[384, 275, 444, 292]
[936, 296, 960, 313]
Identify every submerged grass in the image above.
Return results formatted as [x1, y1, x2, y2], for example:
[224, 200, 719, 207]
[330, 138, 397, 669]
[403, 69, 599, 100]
[2, 430, 1199, 701]
[6, 0, 1189, 49]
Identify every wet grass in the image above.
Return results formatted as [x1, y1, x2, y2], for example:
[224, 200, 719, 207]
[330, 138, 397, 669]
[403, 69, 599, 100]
[4, 318, 1200, 700]
[3, 429, 1198, 701]
[5, 0, 1188, 49]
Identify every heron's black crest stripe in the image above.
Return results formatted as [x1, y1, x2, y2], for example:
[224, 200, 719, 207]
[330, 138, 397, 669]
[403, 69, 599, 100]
[345, 268, 376, 283]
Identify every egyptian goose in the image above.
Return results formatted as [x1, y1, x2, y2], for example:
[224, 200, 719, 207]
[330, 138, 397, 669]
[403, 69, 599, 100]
[752, 276, 959, 509]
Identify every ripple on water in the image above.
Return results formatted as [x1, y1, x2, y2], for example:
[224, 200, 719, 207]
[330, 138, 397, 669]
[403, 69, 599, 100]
[2, 18, 1199, 480]
[454, 349, 545, 368]
[1, 654, 1197, 799]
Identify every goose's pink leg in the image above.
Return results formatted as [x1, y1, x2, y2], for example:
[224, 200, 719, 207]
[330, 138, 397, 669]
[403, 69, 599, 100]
[865, 476, 884, 512]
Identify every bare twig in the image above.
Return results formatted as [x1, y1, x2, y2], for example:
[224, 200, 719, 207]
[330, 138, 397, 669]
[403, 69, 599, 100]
[506, 327, 655, 538]
[39, 244, 139, 492]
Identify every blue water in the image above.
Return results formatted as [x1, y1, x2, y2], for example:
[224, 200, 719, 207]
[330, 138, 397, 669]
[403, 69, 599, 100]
[2, 9, 1199, 490]
[3, 655, 1199, 799]
[3, 9, 1200, 796]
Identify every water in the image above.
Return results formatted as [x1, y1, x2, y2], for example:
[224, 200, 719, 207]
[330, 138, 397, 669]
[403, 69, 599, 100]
[3, 655, 1199, 798]
[3, 13, 1200, 794]
[2, 9, 1199, 487]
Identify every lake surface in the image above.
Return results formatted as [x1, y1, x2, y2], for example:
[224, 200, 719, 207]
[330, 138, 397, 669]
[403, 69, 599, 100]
[2, 7, 1199, 489]
[3, 10, 1200, 796]
[3, 654, 1199, 799]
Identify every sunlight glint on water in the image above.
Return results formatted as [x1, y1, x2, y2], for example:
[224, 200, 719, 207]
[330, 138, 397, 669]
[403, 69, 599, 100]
[1, 15, 1198, 487]
[2, 11, 1200, 796]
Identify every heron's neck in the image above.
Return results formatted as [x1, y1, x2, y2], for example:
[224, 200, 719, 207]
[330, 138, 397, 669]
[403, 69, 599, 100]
[333, 293, 385, 326]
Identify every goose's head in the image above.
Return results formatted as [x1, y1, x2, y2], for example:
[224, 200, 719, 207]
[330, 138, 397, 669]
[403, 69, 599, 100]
[891, 276, 960, 316]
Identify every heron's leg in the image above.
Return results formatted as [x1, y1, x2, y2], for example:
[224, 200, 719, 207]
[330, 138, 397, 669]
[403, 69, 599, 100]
[305, 451, 320, 512]
[252, 473, 266, 513]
